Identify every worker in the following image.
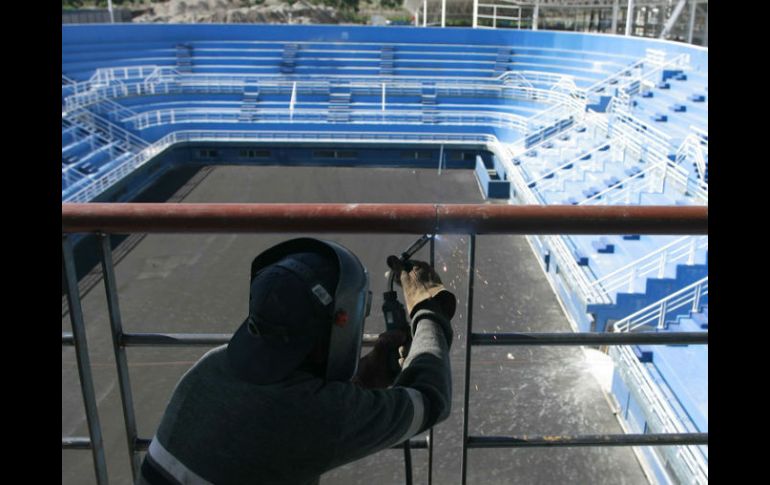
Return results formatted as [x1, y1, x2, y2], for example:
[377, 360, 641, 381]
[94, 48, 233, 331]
[138, 237, 456, 485]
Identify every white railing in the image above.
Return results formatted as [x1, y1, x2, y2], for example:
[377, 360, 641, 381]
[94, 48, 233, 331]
[90, 65, 162, 85]
[590, 235, 708, 296]
[532, 142, 612, 192]
[586, 58, 645, 94]
[676, 134, 708, 186]
[613, 277, 708, 333]
[67, 108, 148, 153]
[610, 345, 708, 484]
[63, 130, 496, 203]
[488, 140, 610, 305]
[579, 164, 666, 206]
[126, 107, 529, 132]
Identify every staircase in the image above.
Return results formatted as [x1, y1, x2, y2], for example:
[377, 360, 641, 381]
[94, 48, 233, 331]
[588, 258, 708, 332]
[380, 45, 395, 76]
[493, 47, 512, 77]
[175, 44, 193, 74]
[421, 83, 438, 124]
[280, 43, 299, 75]
[328, 83, 351, 123]
[239, 82, 260, 122]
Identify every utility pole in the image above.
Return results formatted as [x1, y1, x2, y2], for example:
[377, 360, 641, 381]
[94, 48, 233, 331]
[612, 0, 619, 34]
[533, 0, 539, 30]
[473, 0, 479, 28]
[108, 0, 114, 23]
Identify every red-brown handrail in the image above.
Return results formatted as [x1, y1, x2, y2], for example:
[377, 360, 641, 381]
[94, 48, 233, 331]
[62, 203, 707, 235]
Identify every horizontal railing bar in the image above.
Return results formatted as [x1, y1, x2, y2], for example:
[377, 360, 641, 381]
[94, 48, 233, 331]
[471, 331, 707, 346]
[63, 332, 75, 346]
[120, 333, 380, 347]
[62, 204, 707, 235]
[468, 433, 708, 448]
[134, 436, 426, 452]
[62, 437, 92, 450]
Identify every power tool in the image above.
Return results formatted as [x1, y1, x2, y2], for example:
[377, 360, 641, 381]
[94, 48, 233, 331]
[382, 234, 432, 376]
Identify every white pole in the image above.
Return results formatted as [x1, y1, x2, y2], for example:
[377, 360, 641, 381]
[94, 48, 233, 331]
[611, 0, 619, 33]
[415, 8, 419, 27]
[533, 0, 539, 30]
[442, 0, 446, 27]
[473, 0, 479, 28]
[625, 0, 635, 36]
[423, 0, 427, 27]
[438, 144, 444, 175]
[290, 81, 296, 120]
[108, 0, 115, 23]
[687, 0, 697, 44]
[493, 6, 497, 29]
[382, 83, 386, 112]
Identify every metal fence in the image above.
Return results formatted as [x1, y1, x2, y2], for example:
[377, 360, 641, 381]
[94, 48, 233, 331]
[62, 203, 708, 484]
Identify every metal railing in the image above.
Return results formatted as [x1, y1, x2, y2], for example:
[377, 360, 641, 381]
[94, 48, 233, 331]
[126, 106, 529, 132]
[614, 276, 708, 333]
[609, 344, 707, 484]
[62, 129, 496, 203]
[66, 108, 149, 153]
[591, 235, 708, 296]
[62, 203, 707, 485]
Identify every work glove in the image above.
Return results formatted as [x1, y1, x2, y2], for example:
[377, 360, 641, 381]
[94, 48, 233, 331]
[351, 329, 409, 389]
[386, 256, 457, 320]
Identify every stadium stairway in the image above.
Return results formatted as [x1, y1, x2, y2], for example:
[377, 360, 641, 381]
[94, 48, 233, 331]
[239, 82, 260, 122]
[328, 82, 352, 123]
[629, 302, 708, 433]
[587, 257, 708, 332]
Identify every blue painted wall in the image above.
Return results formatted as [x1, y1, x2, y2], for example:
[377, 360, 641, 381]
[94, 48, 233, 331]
[62, 24, 708, 72]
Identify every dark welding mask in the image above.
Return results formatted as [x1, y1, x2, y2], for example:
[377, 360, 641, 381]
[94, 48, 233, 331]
[227, 238, 372, 383]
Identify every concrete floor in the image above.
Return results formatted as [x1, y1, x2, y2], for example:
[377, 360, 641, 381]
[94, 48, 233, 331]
[62, 164, 649, 485]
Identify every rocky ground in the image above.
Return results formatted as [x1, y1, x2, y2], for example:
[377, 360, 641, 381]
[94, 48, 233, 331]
[128, 0, 409, 25]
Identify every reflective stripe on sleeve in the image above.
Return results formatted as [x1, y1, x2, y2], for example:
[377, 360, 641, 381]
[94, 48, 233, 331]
[393, 387, 425, 445]
[148, 438, 214, 485]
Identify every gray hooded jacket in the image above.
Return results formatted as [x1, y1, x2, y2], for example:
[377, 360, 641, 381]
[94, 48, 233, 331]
[138, 306, 453, 485]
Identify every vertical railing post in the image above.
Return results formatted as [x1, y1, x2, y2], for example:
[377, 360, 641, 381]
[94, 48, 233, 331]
[428, 235, 436, 485]
[63, 235, 110, 485]
[657, 299, 668, 330]
[99, 233, 141, 481]
[461, 234, 476, 485]
[658, 250, 668, 278]
[692, 281, 703, 313]
[688, 237, 697, 265]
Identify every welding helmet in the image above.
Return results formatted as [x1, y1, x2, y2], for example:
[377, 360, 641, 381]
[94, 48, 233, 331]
[227, 238, 371, 384]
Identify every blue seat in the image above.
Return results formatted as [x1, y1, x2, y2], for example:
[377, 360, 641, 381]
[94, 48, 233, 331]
[623, 235, 641, 240]
[652, 113, 668, 122]
[642, 91, 654, 98]
[690, 94, 706, 102]
[671, 104, 687, 112]
[657, 82, 670, 89]
[592, 237, 614, 254]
